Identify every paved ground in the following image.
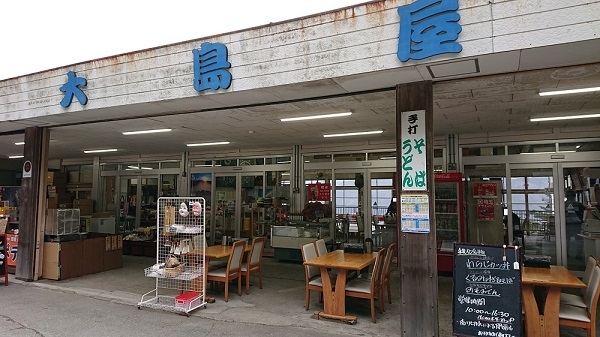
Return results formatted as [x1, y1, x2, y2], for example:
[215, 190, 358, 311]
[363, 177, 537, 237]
[1, 255, 595, 336]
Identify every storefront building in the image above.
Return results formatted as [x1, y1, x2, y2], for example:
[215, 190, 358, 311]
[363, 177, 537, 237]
[1, 0, 599, 288]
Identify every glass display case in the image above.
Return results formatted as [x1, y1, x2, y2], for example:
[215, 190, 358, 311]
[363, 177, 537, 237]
[271, 221, 331, 261]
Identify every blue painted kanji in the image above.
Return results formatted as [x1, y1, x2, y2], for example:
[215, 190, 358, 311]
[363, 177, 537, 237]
[59, 71, 88, 107]
[397, 0, 462, 62]
[193, 42, 232, 92]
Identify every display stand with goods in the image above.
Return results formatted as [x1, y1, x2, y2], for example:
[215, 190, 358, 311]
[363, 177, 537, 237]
[138, 197, 206, 316]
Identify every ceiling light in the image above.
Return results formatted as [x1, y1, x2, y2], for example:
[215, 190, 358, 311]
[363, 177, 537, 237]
[83, 149, 118, 154]
[122, 128, 172, 135]
[530, 113, 600, 122]
[15, 142, 25, 145]
[8, 155, 24, 159]
[323, 130, 383, 138]
[539, 86, 600, 96]
[186, 141, 230, 147]
[280, 112, 352, 122]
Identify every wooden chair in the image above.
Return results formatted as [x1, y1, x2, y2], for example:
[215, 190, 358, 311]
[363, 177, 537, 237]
[301, 241, 325, 310]
[345, 247, 386, 323]
[381, 242, 396, 311]
[560, 255, 598, 308]
[193, 234, 227, 270]
[315, 239, 328, 257]
[559, 265, 600, 337]
[206, 239, 246, 302]
[241, 236, 266, 295]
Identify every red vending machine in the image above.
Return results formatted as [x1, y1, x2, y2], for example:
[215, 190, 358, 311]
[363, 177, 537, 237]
[434, 173, 465, 273]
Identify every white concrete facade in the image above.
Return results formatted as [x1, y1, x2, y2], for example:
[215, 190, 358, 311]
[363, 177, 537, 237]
[2, 0, 599, 123]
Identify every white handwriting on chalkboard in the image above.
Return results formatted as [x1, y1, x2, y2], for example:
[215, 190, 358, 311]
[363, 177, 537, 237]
[465, 286, 501, 297]
[457, 295, 486, 306]
[466, 259, 510, 270]
[466, 274, 515, 284]
[459, 319, 514, 331]
[478, 331, 515, 337]
[457, 247, 486, 256]
[465, 307, 511, 318]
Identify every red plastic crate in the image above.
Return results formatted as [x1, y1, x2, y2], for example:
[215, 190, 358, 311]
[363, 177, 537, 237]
[175, 291, 200, 308]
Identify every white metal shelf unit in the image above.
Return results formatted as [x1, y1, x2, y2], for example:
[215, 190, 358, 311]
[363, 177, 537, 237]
[138, 197, 207, 316]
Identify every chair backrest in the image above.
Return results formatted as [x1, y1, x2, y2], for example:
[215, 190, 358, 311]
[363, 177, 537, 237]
[579, 256, 598, 296]
[228, 240, 246, 272]
[315, 239, 328, 257]
[382, 242, 396, 279]
[248, 236, 266, 266]
[583, 265, 600, 315]
[370, 248, 386, 290]
[301, 242, 319, 279]
[193, 234, 206, 250]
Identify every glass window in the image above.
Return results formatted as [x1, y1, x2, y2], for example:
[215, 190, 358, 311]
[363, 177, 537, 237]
[124, 162, 159, 170]
[462, 146, 505, 157]
[192, 160, 213, 168]
[160, 174, 178, 197]
[303, 154, 332, 163]
[215, 159, 238, 167]
[507, 143, 555, 155]
[368, 151, 396, 161]
[239, 158, 265, 166]
[160, 161, 180, 169]
[370, 172, 394, 217]
[333, 152, 366, 162]
[559, 140, 600, 152]
[101, 164, 119, 171]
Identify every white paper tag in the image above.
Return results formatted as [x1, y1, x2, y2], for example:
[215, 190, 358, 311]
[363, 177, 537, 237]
[514, 261, 520, 270]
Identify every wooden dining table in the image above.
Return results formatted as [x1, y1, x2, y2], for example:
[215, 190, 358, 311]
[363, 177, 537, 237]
[188, 244, 252, 298]
[304, 250, 377, 323]
[521, 265, 586, 337]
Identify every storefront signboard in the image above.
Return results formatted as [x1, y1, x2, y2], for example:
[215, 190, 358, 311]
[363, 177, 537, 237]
[6, 233, 17, 268]
[400, 110, 427, 191]
[453, 243, 521, 337]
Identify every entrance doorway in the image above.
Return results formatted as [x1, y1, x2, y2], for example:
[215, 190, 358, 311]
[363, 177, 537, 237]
[214, 173, 265, 242]
[333, 169, 395, 246]
[508, 161, 600, 273]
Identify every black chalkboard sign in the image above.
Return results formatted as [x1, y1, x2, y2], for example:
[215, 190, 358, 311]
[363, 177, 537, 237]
[452, 243, 522, 337]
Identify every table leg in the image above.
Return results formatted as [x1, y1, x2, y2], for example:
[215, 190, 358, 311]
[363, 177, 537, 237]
[315, 268, 357, 323]
[522, 285, 540, 337]
[543, 286, 561, 337]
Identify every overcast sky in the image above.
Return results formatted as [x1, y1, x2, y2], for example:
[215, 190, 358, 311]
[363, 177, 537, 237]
[1, 0, 367, 80]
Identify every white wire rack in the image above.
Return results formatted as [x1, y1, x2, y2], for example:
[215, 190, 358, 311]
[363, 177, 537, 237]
[138, 197, 207, 316]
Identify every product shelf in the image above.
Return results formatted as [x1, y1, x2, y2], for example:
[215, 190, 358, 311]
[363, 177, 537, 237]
[138, 197, 207, 315]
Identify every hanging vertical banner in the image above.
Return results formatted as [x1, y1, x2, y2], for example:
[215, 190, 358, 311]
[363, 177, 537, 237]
[400, 110, 427, 191]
